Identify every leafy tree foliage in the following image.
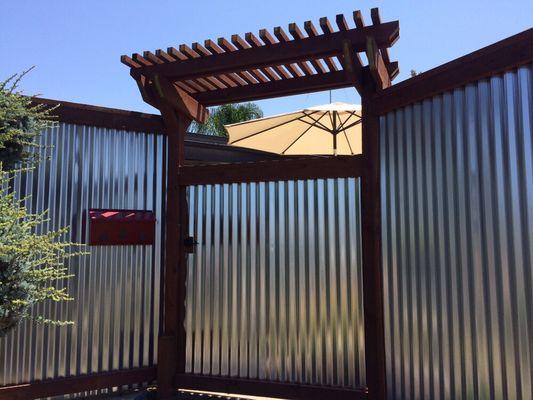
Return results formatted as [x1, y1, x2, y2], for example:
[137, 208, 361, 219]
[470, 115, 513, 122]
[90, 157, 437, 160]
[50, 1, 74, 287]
[190, 103, 263, 136]
[0, 71, 80, 337]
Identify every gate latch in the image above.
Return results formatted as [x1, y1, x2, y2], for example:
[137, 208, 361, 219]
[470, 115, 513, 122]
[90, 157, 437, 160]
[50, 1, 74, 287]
[184, 236, 198, 253]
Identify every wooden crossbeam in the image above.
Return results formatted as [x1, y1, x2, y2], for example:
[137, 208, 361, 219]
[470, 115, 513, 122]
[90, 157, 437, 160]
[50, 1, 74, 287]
[153, 75, 209, 122]
[177, 155, 364, 186]
[366, 37, 391, 89]
[193, 70, 354, 106]
[129, 21, 399, 81]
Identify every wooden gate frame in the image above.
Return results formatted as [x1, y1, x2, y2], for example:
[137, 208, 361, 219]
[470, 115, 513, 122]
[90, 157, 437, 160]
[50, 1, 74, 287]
[121, 7, 399, 400]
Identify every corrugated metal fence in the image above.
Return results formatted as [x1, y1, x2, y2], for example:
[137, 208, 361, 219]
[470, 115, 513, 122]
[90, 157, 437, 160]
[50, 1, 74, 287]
[2, 61, 532, 400]
[184, 178, 366, 389]
[380, 63, 533, 399]
[0, 123, 166, 391]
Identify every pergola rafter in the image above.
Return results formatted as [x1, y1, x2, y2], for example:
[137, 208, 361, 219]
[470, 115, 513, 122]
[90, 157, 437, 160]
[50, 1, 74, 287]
[121, 8, 399, 114]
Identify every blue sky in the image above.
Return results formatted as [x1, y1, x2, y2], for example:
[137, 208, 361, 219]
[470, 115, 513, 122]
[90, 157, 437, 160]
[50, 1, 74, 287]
[1, 0, 531, 117]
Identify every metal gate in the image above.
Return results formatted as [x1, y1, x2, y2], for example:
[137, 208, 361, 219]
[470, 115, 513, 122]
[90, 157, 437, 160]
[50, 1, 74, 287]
[176, 156, 369, 399]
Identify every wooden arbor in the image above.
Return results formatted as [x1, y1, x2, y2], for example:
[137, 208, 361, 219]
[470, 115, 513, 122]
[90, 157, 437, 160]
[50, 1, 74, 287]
[121, 7, 399, 400]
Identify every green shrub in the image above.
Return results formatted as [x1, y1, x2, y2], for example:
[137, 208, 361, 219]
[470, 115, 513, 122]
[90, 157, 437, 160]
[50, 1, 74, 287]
[0, 69, 56, 170]
[0, 70, 82, 337]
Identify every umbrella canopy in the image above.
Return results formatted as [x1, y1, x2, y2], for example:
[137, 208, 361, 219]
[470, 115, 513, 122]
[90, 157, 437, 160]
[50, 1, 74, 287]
[225, 102, 362, 156]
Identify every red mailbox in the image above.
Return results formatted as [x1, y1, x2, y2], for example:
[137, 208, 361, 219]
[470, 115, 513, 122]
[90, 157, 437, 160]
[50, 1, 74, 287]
[89, 209, 155, 245]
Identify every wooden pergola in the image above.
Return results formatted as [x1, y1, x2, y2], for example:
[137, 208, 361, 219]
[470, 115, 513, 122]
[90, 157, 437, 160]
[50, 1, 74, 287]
[121, 7, 399, 400]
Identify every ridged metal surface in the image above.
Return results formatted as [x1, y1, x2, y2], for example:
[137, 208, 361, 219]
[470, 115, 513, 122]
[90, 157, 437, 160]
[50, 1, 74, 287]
[380, 64, 533, 399]
[185, 178, 366, 388]
[0, 123, 166, 388]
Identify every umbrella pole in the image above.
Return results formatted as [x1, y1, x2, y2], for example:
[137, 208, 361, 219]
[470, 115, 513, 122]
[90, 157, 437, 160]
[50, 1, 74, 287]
[332, 111, 337, 156]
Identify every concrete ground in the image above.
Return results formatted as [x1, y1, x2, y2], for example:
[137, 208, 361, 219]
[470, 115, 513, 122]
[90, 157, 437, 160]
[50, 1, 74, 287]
[102, 389, 279, 400]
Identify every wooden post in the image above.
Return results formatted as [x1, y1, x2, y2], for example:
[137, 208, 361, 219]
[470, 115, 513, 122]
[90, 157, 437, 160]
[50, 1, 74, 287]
[360, 69, 387, 400]
[157, 101, 190, 399]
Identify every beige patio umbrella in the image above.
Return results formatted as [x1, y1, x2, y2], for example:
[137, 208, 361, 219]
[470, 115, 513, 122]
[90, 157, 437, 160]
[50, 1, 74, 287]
[225, 102, 362, 156]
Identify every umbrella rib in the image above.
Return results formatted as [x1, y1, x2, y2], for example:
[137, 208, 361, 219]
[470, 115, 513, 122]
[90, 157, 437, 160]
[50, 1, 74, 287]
[339, 118, 362, 132]
[229, 111, 319, 144]
[301, 111, 332, 132]
[281, 112, 329, 155]
[343, 129, 355, 155]
[336, 110, 358, 132]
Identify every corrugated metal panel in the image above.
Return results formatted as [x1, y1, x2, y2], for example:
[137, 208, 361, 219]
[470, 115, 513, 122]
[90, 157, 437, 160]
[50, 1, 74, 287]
[380, 64, 533, 399]
[0, 123, 166, 391]
[185, 178, 366, 388]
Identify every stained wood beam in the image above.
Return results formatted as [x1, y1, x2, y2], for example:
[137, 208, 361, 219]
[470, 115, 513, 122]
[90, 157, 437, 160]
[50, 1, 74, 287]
[303, 21, 333, 72]
[273, 27, 314, 76]
[336, 14, 350, 31]
[120, 55, 141, 69]
[0, 368, 156, 400]
[353, 10, 365, 28]
[370, 8, 392, 65]
[289, 22, 325, 74]
[131, 72, 158, 108]
[177, 155, 364, 186]
[193, 70, 356, 106]
[153, 75, 209, 123]
[366, 37, 391, 89]
[204, 39, 250, 86]
[130, 21, 399, 80]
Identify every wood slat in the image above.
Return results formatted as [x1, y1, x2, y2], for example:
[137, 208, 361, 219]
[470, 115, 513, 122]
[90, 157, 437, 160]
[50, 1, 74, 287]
[204, 39, 250, 86]
[235, 31, 291, 80]
[231, 34, 251, 50]
[120, 55, 141, 68]
[178, 44, 227, 89]
[192, 42, 239, 88]
[175, 81, 197, 94]
[132, 53, 152, 67]
[231, 35, 270, 82]
[191, 42, 212, 56]
[143, 51, 163, 64]
[218, 38, 260, 84]
[336, 14, 350, 31]
[167, 47, 188, 61]
[289, 22, 326, 74]
[155, 49, 176, 62]
[273, 27, 313, 76]
[257, 29, 293, 79]
[353, 10, 365, 28]
[179, 44, 200, 58]
[196, 77, 218, 90]
[133, 21, 400, 80]
[177, 155, 364, 186]
[370, 8, 382, 25]
[184, 79, 207, 92]
[304, 21, 338, 71]
[245, 32, 281, 80]
[194, 69, 354, 106]
[319, 16, 334, 34]
[370, 8, 391, 65]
